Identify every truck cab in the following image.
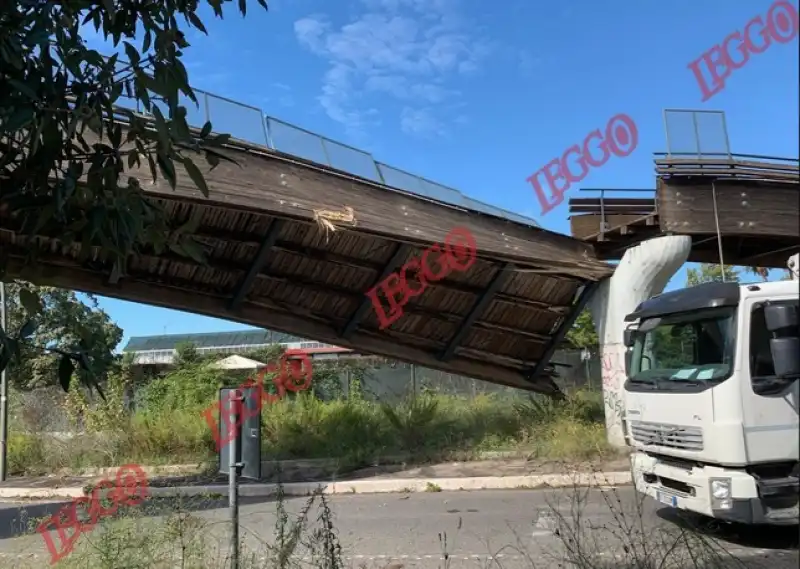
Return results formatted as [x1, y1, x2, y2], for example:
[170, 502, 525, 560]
[623, 279, 799, 525]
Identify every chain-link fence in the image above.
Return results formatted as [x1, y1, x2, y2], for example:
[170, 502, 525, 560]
[314, 348, 604, 404]
[10, 349, 604, 435]
[9, 386, 73, 434]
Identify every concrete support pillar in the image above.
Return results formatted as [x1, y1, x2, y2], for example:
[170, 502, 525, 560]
[590, 235, 692, 447]
[787, 253, 799, 279]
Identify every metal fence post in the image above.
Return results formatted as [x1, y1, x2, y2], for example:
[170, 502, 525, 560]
[262, 116, 273, 149]
[691, 111, 702, 158]
[662, 109, 672, 158]
[320, 138, 333, 168]
[720, 112, 732, 159]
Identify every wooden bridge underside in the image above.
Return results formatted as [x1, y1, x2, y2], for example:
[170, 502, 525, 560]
[569, 156, 800, 268]
[1, 128, 614, 396]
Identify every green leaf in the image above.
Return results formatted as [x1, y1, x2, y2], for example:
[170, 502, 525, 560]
[213, 133, 232, 145]
[156, 154, 177, 189]
[19, 288, 42, 315]
[204, 150, 220, 169]
[0, 107, 35, 133]
[58, 355, 75, 392]
[182, 157, 209, 196]
[187, 11, 208, 34]
[8, 79, 39, 101]
[179, 238, 207, 264]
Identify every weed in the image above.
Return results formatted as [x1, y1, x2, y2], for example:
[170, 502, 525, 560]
[9, 390, 613, 476]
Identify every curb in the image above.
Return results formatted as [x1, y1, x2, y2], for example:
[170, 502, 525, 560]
[49, 451, 540, 478]
[0, 471, 632, 500]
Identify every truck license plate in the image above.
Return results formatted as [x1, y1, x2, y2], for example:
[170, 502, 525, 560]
[657, 491, 678, 507]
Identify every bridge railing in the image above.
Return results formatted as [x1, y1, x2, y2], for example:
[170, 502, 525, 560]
[570, 188, 657, 241]
[112, 73, 539, 227]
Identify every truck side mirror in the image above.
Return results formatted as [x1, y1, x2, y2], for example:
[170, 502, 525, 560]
[770, 338, 800, 379]
[764, 304, 798, 332]
[764, 304, 800, 380]
[624, 349, 632, 376]
[623, 328, 635, 348]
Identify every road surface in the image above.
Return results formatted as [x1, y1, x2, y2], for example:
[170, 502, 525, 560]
[0, 486, 796, 568]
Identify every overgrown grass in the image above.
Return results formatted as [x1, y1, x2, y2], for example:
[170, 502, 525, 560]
[9, 390, 612, 476]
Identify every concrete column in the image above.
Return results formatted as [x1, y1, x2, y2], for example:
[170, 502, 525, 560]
[787, 253, 799, 279]
[590, 235, 692, 447]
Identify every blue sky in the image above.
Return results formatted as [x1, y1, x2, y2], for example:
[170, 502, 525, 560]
[85, 0, 799, 347]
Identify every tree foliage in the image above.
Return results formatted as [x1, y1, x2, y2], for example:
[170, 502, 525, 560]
[0, 0, 268, 394]
[685, 264, 740, 287]
[566, 309, 598, 352]
[1, 281, 122, 390]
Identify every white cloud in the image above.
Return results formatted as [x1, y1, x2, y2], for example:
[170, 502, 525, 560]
[293, 0, 490, 137]
[400, 107, 446, 138]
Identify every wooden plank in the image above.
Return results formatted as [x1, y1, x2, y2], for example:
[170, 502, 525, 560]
[569, 197, 656, 205]
[340, 243, 411, 338]
[655, 158, 799, 173]
[658, 181, 799, 238]
[656, 167, 799, 182]
[439, 263, 514, 361]
[570, 214, 658, 241]
[3, 257, 559, 393]
[66, 130, 611, 281]
[229, 218, 285, 310]
[124, 139, 612, 280]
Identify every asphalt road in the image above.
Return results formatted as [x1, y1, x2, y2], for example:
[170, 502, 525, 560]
[1, 487, 797, 568]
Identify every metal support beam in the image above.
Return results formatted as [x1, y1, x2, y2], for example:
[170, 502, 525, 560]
[229, 219, 285, 311]
[438, 263, 513, 362]
[526, 280, 601, 384]
[340, 243, 411, 338]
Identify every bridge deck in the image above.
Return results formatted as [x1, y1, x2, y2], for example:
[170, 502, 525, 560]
[569, 155, 800, 268]
[1, 123, 613, 396]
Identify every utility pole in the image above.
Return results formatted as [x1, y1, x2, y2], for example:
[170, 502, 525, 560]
[0, 281, 8, 481]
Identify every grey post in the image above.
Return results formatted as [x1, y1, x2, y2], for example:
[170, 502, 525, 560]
[229, 389, 244, 569]
[0, 282, 7, 481]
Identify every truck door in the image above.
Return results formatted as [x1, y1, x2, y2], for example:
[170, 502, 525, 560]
[741, 298, 800, 464]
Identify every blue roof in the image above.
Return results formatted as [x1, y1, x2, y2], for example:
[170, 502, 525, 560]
[123, 329, 305, 352]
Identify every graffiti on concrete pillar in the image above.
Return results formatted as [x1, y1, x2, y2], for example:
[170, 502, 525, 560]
[603, 390, 625, 420]
[600, 351, 624, 391]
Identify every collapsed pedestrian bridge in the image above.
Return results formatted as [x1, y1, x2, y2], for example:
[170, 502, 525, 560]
[0, 108, 612, 396]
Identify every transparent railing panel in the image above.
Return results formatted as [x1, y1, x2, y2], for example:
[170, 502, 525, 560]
[693, 111, 731, 157]
[266, 117, 328, 164]
[204, 91, 267, 146]
[108, 56, 540, 227]
[376, 163, 428, 197]
[663, 109, 731, 158]
[418, 178, 466, 207]
[321, 139, 382, 183]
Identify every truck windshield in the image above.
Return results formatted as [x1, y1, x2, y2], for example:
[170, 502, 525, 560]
[629, 306, 736, 387]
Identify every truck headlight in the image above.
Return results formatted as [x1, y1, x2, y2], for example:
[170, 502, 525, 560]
[710, 478, 732, 510]
[710, 479, 730, 499]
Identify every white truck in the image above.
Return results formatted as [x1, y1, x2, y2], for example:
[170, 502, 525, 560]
[622, 273, 799, 526]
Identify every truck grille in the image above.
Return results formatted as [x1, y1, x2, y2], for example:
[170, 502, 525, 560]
[630, 421, 703, 451]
